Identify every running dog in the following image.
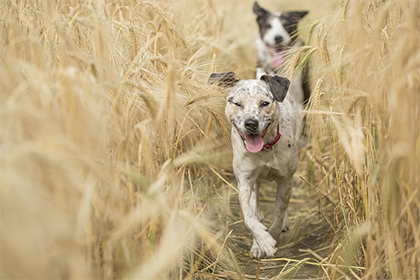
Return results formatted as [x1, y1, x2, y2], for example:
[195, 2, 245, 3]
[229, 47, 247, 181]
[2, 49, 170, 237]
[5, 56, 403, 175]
[208, 72, 302, 259]
[254, 1, 310, 106]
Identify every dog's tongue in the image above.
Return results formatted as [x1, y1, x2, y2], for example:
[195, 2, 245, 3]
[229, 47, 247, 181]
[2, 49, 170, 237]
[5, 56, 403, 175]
[268, 47, 283, 68]
[271, 52, 283, 68]
[245, 134, 264, 153]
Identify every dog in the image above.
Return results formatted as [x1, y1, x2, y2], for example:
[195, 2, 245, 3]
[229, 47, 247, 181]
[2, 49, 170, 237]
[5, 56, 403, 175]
[208, 72, 302, 259]
[253, 1, 310, 106]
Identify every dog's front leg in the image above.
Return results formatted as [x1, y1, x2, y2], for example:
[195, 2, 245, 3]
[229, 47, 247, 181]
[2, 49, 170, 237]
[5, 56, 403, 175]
[249, 181, 266, 257]
[237, 179, 277, 258]
[249, 181, 262, 221]
[268, 177, 293, 242]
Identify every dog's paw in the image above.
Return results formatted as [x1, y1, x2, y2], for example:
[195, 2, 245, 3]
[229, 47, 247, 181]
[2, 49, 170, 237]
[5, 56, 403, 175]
[250, 239, 264, 259]
[251, 231, 277, 258]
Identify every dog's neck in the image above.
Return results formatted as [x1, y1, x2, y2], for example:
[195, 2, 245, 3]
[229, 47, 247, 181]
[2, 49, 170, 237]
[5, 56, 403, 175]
[263, 118, 281, 149]
[263, 122, 281, 150]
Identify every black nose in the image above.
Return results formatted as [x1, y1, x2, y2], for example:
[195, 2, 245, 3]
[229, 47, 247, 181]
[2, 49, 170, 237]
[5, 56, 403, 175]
[275, 35, 283, 43]
[245, 119, 259, 132]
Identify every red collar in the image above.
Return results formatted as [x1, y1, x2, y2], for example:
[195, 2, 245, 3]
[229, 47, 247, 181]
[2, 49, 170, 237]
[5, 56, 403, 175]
[263, 123, 281, 150]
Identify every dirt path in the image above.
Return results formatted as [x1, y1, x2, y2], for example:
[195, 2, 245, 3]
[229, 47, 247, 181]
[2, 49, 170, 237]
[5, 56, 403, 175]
[222, 150, 336, 279]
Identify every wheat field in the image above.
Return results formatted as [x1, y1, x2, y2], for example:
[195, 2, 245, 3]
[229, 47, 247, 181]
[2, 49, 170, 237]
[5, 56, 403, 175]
[1, 0, 419, 279]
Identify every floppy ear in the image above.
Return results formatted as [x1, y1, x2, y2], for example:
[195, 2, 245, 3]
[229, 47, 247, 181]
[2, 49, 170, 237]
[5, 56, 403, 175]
[253, 2, 267, 18]
[260, 75, 290, 102]
[207, 72, 241, 88]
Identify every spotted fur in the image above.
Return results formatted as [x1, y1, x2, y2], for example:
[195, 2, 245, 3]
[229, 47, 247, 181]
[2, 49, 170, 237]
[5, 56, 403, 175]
[225, 80, 277, 138]
[208, 73, 302, 259]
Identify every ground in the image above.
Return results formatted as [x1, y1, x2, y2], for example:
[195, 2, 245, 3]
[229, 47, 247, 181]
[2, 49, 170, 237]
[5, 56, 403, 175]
[228, 180, 335, 279]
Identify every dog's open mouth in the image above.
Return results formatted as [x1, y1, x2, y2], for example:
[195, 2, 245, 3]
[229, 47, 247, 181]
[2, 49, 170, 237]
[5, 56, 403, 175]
[268, 47, 283, 68]
[267, 45, 286, 68]
[237, 128, 268, 153]
[268, 45, 286, 53]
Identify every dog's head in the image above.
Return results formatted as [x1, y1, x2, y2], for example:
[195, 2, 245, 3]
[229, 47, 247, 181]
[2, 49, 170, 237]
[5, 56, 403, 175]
[208, 72, 290, 153]
[253, 2, 308, 53]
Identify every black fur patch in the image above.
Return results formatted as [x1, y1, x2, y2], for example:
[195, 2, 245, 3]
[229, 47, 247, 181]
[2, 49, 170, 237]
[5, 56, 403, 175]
[253, 2, 272, 40]
[280, 11, 309, 40]
[260, 75, 290, 102]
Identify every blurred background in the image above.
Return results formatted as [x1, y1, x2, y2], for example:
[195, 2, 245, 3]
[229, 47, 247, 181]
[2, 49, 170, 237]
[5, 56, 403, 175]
[1, 0, 419, 279]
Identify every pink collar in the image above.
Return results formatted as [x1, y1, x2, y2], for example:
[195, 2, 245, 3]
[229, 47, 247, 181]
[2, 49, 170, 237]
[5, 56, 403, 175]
[263, 123, 281, 150]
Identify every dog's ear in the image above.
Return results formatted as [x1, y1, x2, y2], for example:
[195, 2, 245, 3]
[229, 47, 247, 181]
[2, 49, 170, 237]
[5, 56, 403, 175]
[282, 11, 309, 23]
[260, 75, 290, 102]
[253, 2, 268, 18]
[208, 72, 241, 88]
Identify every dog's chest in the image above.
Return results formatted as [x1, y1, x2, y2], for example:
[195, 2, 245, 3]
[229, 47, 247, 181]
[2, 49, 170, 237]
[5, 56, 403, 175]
[232, 141, 298, 181]
[254, 163, 285, 181]
[258, 147, 297, 179]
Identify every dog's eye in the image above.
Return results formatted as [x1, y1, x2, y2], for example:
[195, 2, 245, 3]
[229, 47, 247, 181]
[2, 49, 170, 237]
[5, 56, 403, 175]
[261, 101, 270, 107]
[265, 24, 272, 29]
[229, 100, 242, 107]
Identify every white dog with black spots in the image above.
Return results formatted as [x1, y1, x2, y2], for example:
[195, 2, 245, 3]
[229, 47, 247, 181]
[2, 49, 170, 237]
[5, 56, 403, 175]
[208, 72, 302, 258]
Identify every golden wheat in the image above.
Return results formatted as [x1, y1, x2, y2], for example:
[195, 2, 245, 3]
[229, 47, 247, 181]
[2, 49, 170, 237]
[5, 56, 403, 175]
[1, 0, 419, 279]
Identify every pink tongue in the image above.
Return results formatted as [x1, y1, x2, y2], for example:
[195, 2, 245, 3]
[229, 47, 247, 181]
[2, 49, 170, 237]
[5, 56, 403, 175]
[245, 134, 264, 153]
[271, 52, 283, 68]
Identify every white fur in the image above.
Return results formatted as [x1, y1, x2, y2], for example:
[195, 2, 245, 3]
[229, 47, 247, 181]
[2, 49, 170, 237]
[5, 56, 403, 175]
[227, 78, 301, 258]
[262, 14, 291, 47]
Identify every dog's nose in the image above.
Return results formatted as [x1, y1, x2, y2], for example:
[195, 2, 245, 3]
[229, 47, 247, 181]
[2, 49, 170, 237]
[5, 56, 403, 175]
[275, 35, 283, 43]
[245, 119, 259, 132]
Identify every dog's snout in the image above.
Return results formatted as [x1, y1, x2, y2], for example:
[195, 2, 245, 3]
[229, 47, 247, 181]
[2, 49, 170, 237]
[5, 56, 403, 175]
[274, 35, 283, 43]
[245, 119, 259, 132]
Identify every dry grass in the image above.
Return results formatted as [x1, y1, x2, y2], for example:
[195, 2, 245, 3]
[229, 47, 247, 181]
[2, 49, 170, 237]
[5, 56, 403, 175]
[1, 0, 419, 279]
[304, 1, 420, 278]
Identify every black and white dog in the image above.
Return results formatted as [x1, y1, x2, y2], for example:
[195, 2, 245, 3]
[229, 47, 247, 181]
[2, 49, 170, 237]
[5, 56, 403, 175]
[253, 2, 310, 106]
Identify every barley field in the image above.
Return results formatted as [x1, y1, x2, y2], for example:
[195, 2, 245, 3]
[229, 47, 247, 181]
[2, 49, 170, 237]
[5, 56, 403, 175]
[1, 0, 419, 279]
